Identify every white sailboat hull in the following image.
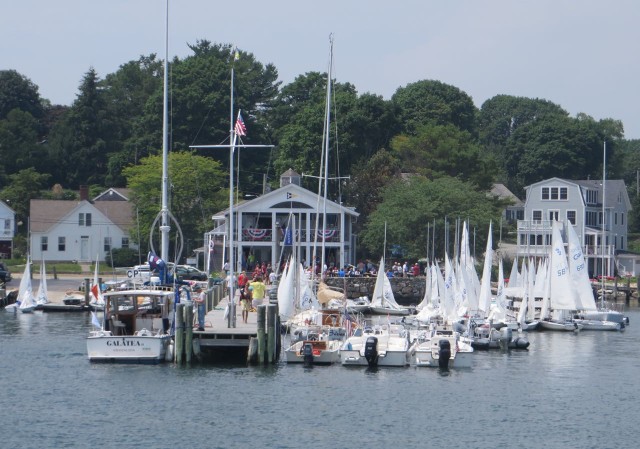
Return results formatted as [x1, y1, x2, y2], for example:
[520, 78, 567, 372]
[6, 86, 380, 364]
[539, 320, 583, 332]
[574, 319, 623, 331]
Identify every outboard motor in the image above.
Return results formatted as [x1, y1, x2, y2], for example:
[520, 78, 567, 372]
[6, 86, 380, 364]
[438, 339, 451, 369]
[364, 336, 379, 367]
[498, 327, 512, 351]
[302, 343, 314, 366]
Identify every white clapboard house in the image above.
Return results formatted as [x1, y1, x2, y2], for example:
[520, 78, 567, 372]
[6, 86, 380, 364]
[30, 187, 136, 263]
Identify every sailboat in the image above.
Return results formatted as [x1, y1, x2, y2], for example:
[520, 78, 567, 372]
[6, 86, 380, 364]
[88, 257, 105, 312]
[369, 257, 410, 316]
[18, 258, 37, 313]
[566, 222, 623, 331]
[35, 258, 49, 308]
[539, 221, 583, 331]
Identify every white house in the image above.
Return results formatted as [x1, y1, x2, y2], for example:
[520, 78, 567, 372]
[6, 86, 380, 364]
[0, 200, 16, 259]
[206, 169, 359, 273]
[517, 177, 633, 277]
[30, 187, 137, 262]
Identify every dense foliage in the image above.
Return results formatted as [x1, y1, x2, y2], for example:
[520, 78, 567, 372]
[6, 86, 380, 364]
[0, 41, 637, 260]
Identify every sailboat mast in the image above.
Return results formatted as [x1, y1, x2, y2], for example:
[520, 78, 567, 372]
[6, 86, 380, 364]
[601, 141, 606, 307]
[160, 0, 170, 262]
[320, 35, 333, 279]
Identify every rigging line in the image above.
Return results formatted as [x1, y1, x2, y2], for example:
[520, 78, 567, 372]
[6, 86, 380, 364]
[330, 64, 342, 204]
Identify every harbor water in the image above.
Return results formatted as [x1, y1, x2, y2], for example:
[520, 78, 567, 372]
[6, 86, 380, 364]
[1, 308, 639, 449]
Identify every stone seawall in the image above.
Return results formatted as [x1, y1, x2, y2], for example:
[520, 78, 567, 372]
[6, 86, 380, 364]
[324, 276, 425, 305]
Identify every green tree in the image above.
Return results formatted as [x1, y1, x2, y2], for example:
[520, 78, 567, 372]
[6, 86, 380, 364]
[47, 68, 116, 187]
[390, 123, 496, 189]
[0, 109, 49, 186]
[344, 149, 401, 232]
[0, 168, 51, 234]
[102, 54, 164, 186]
[122, 152, 228, 256]
[0, 70, 45, 121]
[360, 176, 500, 260]
[506, 114, 623, 194]
[391, 80, 477, 135]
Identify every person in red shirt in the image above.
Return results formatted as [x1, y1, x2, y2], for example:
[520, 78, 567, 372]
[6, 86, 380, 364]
[412, 263, 420, 277]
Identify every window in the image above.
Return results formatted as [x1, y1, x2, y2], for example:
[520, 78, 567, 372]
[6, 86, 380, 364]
[621, 236, 625, 249]
[567, 210, 576, 225]
[586, 190, 597, 204]
[532, 210, 542, 222]
[615, 213, 618, 225]
[586, 211, 598, 226]
[104, 237, 112, 252]
[79, 213, 92, 227]
[41, 236, 48, 251]
[548, 210, 559, 221]
[58, 236, 65, 251]
[541, 187, 549, 200]
[622, 213, 625, 225]
[550, 187, 559, 200]
[121, 237, 129, 249]
[4, 219, 9, 232]
[560, 187, 568, 200]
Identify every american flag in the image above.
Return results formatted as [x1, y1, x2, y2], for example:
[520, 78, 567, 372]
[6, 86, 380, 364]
[343, 309, 354, 336]
[234, 113, 247, 136]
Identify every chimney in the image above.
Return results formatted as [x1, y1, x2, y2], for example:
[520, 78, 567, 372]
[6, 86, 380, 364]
[79, 185, 89, 201]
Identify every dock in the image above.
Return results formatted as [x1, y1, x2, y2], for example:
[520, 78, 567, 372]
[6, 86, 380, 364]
[188, 291, 281, 363]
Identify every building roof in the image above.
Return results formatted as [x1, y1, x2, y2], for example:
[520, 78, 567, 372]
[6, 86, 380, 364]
[524, 177, 632, 211]
[30, 189, 135, 233]
[491, 183, 523, 206]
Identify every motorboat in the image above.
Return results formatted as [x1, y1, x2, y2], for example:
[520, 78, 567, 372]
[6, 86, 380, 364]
[410, 323, 474, 368]
[340, 322, 410, 367]
[86, 287, 175, 363]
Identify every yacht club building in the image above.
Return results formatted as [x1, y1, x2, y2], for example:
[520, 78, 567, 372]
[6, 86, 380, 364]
[207, 169, 359, 273]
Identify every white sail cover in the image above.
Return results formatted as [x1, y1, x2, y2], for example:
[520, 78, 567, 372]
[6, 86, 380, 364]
[489, 259, 507, 322]
[277, 258, 295, 321]
[549, 221, 577, 311]
[35, 259, 48, 305]
[566, 223, 597, 311]
[478, 222, 493, 315]
[18, 258, 36, 311]
[371, 257, 402, 310]
[297, 263, 320, 311]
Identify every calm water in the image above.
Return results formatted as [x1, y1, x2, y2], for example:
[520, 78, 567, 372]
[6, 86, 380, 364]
[1, 308, 639, 449]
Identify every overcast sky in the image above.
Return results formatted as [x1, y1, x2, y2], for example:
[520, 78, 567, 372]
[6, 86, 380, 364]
[3, 0, 639, 139]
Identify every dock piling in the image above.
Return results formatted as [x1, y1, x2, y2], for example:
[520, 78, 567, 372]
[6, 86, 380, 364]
[175, 303, 185, 364]
[185, 303, 193, 363]
[257, 305, 266, 364]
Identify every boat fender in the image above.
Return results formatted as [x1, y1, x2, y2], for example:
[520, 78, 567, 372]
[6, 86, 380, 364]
[364, 336, 379, 367]
[438, 339, 451, 369]
[514, 337, 530, 349]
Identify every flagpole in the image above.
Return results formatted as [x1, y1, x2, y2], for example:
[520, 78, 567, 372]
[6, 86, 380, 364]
[229, 55, 236, 323]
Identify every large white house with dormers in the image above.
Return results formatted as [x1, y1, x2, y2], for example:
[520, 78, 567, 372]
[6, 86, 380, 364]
[30, 187, 138, 263]
[516, 177, 637, 277]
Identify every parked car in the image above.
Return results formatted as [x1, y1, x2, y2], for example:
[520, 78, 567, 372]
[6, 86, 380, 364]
[174, 265, 207, 281]
[0, 262, 12, 283]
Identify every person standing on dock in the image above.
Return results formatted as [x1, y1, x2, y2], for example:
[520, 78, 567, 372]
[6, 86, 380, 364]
[249, 277, 266, 310]
[194, 286, 206, 331]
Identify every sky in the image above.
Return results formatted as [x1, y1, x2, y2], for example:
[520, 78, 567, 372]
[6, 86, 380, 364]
[3, 0, 640, 139]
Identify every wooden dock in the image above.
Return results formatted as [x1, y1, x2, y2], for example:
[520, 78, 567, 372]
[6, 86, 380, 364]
[189, 292, 281, 363]
[194, 297, 258, 349]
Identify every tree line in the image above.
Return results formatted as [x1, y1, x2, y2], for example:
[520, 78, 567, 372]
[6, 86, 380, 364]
[2, 40, 640, 260]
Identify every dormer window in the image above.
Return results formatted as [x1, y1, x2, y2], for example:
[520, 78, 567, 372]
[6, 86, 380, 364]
[541, 186, 567, 200]
[79, 213, 92, 226]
